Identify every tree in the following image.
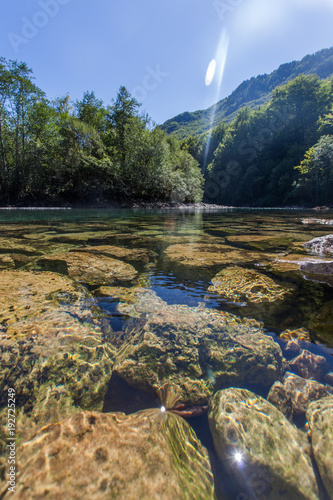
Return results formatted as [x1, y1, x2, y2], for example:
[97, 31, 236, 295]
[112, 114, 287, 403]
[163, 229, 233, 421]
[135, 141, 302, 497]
[295, 135, 333, 204]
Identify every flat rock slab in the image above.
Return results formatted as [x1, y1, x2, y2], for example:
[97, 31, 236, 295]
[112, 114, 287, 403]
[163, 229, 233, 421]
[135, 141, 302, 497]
[0, 237, 44, 256]
[4, 410, 214, 499]
[72, 245, 154, 263]
[114, 291, 284, 405]
[163, 243, 272, 268]
[209, 265, 294, 304]
[37, 251, 137, 285]
[226, 233, 294, 251]
[209, 388, 319, 500]
[307, 396, 333, 499]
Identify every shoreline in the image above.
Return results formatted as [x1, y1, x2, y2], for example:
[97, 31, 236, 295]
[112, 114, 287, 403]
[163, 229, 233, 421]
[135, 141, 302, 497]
[0, 202, 332, 211]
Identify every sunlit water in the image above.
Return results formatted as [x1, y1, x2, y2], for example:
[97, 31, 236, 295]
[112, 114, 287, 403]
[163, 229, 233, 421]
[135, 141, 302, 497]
[1, 207, 333, 498]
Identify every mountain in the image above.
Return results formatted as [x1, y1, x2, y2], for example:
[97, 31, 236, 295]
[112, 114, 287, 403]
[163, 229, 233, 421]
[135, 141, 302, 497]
[160, 47, 333, 139]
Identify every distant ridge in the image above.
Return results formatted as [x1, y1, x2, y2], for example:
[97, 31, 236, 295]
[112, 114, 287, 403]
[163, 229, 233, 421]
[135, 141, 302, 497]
[160, 47, 333, 139]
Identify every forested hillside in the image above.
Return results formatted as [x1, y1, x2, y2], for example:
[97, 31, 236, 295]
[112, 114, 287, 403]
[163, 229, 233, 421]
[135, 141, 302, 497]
[0, 58, 203, 206]
[161, 47, 333, 139]
[182, 74, 333, 206]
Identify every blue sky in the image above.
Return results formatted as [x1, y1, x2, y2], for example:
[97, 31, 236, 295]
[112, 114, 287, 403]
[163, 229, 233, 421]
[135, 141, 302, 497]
[1, 0, 333, 124]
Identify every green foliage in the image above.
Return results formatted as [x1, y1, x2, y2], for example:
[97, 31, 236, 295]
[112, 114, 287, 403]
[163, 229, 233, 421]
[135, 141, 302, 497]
[161, 47, 333, 140]
[204, 74, 333, 206]
[0, 62, 203, 205]
[295, 135, 333, 204]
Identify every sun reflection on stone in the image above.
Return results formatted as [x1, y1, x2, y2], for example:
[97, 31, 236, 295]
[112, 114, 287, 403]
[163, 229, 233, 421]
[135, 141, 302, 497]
[233, 450, 244, 465]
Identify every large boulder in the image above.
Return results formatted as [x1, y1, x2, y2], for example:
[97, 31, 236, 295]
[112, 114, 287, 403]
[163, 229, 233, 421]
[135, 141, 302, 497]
[113, 291, 284, 405]
[209, 388, 319, 500]
[36, 251, 137, 285]
[2, 410, 215, 499]
[0, 270, 115, 487]
[307, 396, 333, 499]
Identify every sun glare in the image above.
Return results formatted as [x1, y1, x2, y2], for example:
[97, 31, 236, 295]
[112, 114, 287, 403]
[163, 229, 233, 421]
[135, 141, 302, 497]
[205, 59, 216, 86]
[233, 451, 244, 465]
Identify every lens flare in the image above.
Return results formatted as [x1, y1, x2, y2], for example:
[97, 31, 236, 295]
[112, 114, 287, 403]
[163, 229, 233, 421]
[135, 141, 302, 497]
[233, 451, 244, 465]
[205, 59, 216, 86]
[202, 30, 229, 173]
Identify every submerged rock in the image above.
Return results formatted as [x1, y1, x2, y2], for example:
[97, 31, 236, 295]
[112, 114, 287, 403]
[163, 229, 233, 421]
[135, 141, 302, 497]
[209, 388, 319, 500]
[309, 300, 333, 342]
[225, 233, 294, 251]
[307, 396, 333, 499]
[289, 349, 327, 382]
[113, 292, 284, 405]
[300, 260, 333, 287]
[37, 251, 137, 285]
[4, 410, 214, 499]
[208, 266, 293, 305]
[0, 237, 45, 256]
[72, 244, 155, 263]
[164, 243, 268, 268]
[280, 328, 311, 342]
[268, 372, 330, 421]
[0, 271, 114, 416]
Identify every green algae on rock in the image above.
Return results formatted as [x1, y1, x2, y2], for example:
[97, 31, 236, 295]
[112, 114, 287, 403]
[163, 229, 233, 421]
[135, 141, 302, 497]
[307, 396, 333, 500]
[225, 233, 294, 252]
[3, 410, 214, 500]
[208, 265, 294, 305]
[208, 388, 319, 500]
[163, 243, 270, 268]
[71, 244, 155, 263]
[113, 291, 284, 405]
[0, 271, 114, 414]
[36, 251, 137, 285]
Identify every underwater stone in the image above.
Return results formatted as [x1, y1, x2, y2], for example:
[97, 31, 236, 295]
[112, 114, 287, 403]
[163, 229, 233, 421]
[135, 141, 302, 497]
[307, 396, 333, 499]
[113, 293, 284, 405]
[268, 372, 330, 421]
[208, 265, 293, 305]
[4, 410, 215, 499]
[71, 245, 154, 263]
[209, 388, 319, 500]
[288, 350, 327, 382]
[164, 243, 269, 268]
[0, 270, 114, 416]
[37, 251, 137, 285]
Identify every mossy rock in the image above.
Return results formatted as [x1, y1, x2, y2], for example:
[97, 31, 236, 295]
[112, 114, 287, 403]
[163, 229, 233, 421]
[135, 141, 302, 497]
[208, 266, 294, 306]
[226, 233, 294, 252]
[164, 243, 271, 268]
[0, 270, 114, 416]
[36, 251, 137, 285]
[113, 292, 284, 405]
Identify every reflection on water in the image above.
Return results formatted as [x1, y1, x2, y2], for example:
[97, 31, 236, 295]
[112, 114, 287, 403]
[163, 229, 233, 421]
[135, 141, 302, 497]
[0, 207, 333, 499]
